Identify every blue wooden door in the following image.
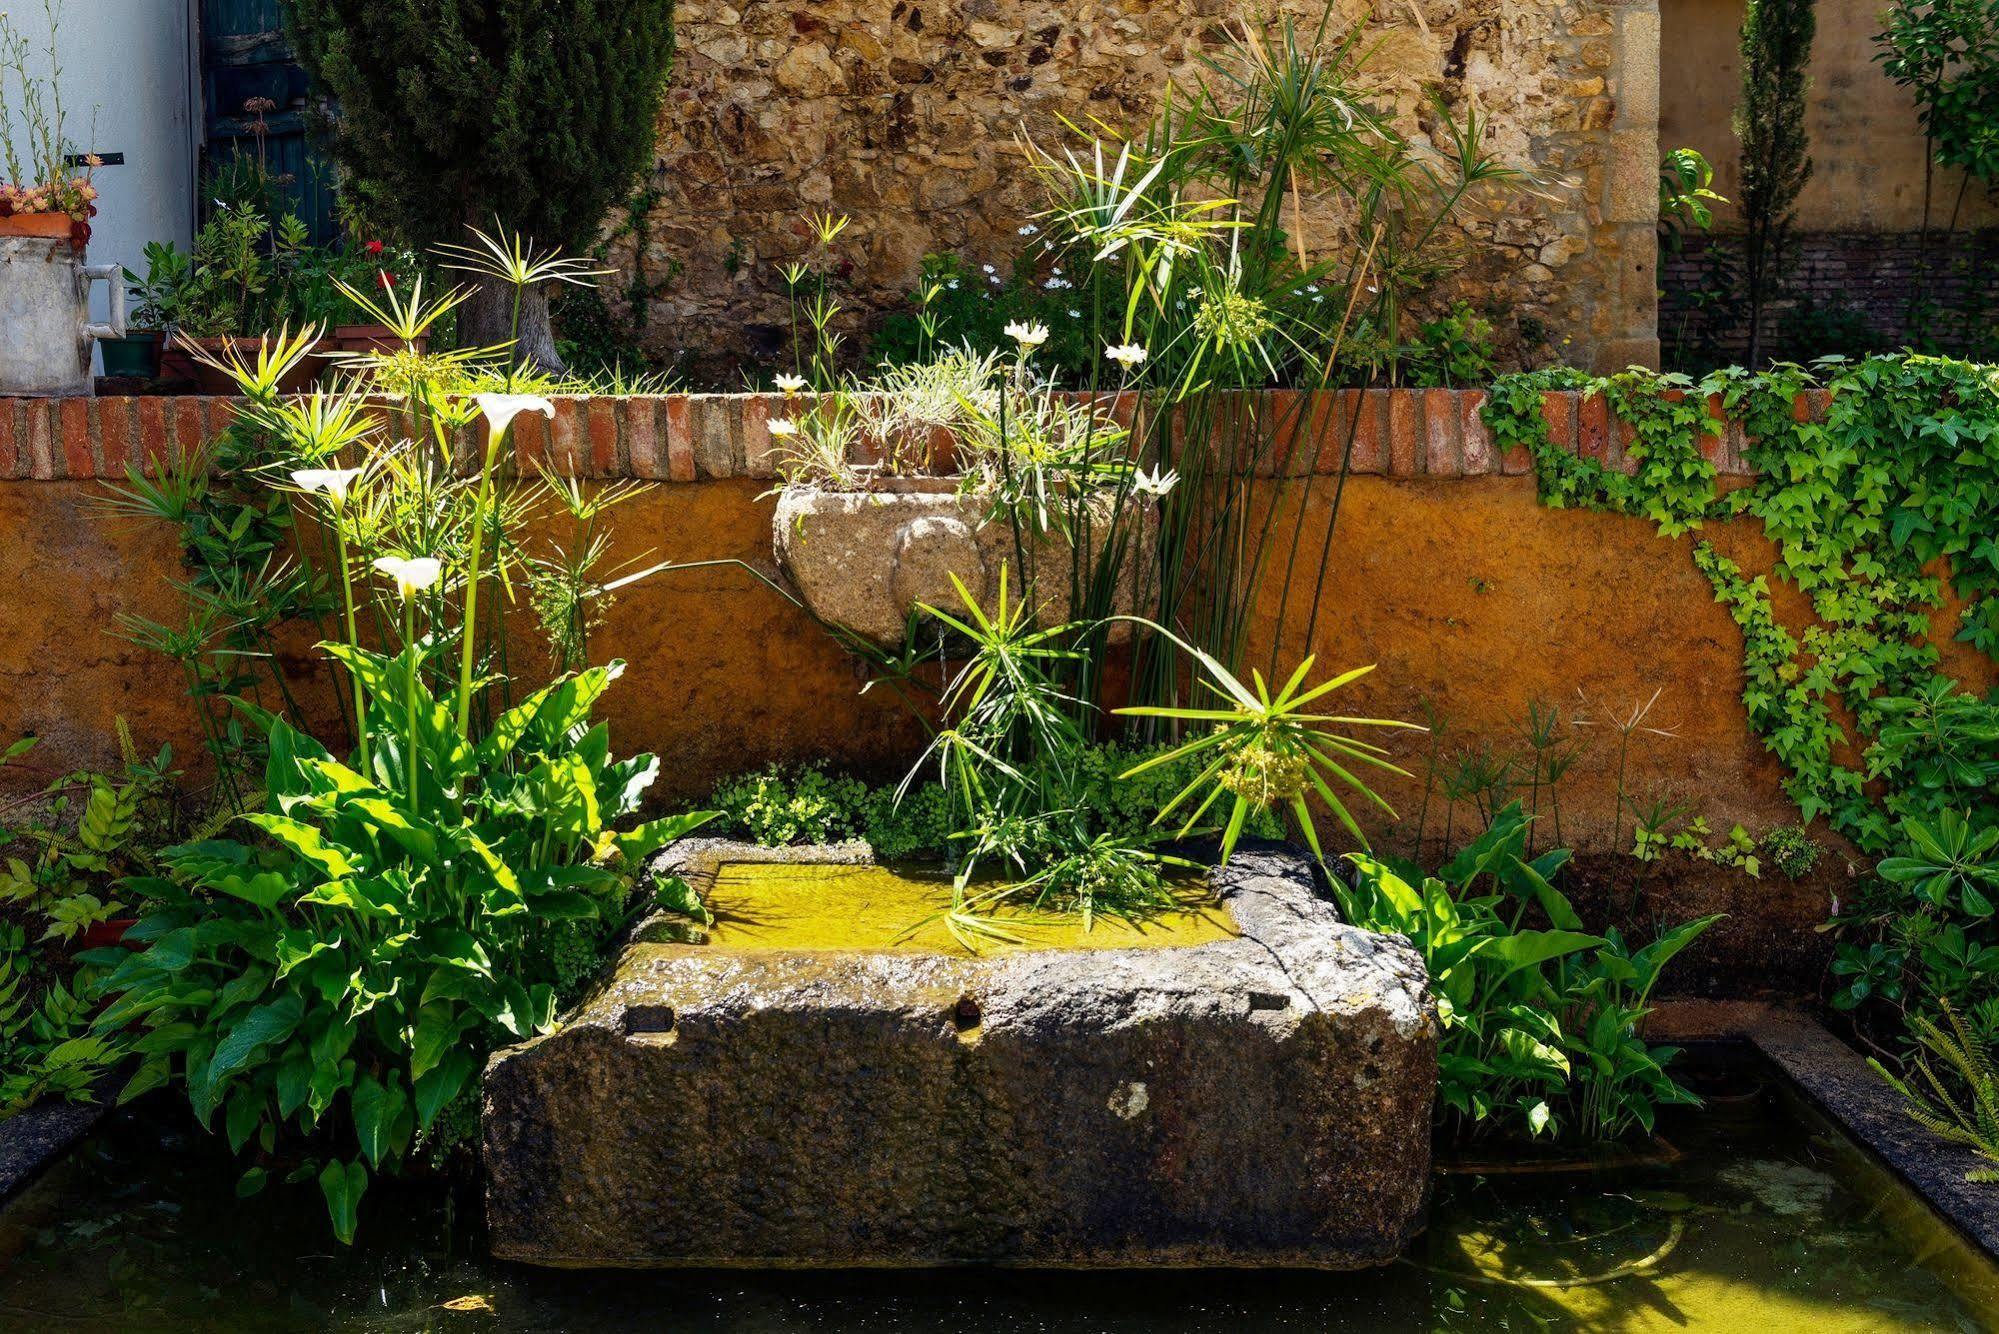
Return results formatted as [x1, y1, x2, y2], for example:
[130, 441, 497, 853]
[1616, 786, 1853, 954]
[200, 0, 337, 241]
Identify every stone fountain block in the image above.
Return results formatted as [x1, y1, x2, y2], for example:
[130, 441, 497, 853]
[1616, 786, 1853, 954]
[482, 841, 1437, 1269]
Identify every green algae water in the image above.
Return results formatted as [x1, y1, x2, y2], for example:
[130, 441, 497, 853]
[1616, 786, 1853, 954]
[695, 862, 1239, 954]
[1, 1051, 1995, 1331]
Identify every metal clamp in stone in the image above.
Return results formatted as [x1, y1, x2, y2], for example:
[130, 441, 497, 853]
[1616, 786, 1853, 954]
[484, 839, 1438, 1269]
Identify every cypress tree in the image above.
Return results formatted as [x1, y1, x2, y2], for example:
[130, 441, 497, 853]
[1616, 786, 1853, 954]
[281, 0, 676, 368]
[1733, 0, 1815, 367]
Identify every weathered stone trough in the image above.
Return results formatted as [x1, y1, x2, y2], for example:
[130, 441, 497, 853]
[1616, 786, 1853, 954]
[482, 839, 1437, 1269]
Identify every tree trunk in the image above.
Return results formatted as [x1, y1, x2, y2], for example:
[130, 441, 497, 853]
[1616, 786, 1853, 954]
[460, 275, 566, 375]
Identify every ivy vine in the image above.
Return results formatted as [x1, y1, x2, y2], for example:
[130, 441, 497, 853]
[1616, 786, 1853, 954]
[1484, 355, 1999, 1027]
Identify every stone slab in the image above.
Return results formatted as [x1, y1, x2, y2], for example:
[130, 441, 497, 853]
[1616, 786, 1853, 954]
[484, 840, 1437, 1268]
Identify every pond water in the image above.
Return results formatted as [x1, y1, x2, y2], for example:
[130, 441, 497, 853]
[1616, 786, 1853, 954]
[1, 1052, 1994, 1331]
[694, 861, 1238, 954]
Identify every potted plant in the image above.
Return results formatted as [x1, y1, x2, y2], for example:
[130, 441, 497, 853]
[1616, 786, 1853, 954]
[770, 339, 1163, 643]
[164, 203, 323, 393]
[150, 206, 429, 391]
[105, 240, 192, 379]
[316, 239, 430, 356]
[0, 3, 123, 397]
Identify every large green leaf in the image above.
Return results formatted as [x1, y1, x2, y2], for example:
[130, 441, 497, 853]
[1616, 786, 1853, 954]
[410, 1003, 475, 1082]
[1476, 929, 1606, 987]
[318, 1158, 368, 1246]
[350, 1073, 411, 1169]
[240, 814, 358, 880]
[204, 993, 305, 1089]
[413, 1049, 477, 1133]
[611, 811, 716, 865]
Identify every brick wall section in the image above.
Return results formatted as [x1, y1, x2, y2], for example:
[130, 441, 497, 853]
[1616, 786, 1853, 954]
[0, 387, 1832, 483]
[1661, 229, 1999, 365]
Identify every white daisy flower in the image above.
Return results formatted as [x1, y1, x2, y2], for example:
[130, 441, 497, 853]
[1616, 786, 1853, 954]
[1133, 466, 1179, 497]
[773, 373, 808, 396]
[768, 417, 800, 439]
[1005, 321, 1049, 350]
[1104, 344, 1149, 368]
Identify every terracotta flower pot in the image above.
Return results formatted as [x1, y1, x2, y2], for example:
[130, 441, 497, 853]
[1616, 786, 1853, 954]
[0, 212, 77, 240]
[331, 323, 427, 357]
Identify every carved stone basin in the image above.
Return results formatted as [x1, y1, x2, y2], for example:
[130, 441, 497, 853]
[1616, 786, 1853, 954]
[771, 483, 1154, 642]
[482, 839, 1438, 1269]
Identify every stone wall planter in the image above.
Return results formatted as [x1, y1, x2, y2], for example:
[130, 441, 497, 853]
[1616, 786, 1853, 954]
[772, 482, 1156, 642]
[482, 839, 1438, 1269]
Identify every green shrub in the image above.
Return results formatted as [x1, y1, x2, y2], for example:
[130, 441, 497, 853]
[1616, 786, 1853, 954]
[93, 663, 707, 1244]
[708, 745, 1284, 866]
[1485, 353, 1999, 1096]
[711, 764, 874, 847]
[1761, 824, 1823, 880]
[1347, 802, 1719, 1142]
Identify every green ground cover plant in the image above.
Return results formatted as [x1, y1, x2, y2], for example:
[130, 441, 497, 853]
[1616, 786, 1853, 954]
[1346, 803, 1718, 1142]
[0, 730, 183, 1117]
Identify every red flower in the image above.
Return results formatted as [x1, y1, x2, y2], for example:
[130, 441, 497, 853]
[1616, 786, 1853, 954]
[364, 239, 384, 256]
[377, 270, 395, 290]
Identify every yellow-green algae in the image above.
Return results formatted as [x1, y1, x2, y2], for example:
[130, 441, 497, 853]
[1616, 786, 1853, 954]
[694, 862, 1238, 954]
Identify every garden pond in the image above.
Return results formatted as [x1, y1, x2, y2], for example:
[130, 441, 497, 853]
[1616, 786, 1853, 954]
[1, 1049, 1994, 1331]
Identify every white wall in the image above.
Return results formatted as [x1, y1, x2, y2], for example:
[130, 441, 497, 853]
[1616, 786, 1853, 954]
[2, 0, 198, 350]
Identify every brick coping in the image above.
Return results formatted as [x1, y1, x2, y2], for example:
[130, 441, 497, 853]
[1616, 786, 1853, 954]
[0, 387, 1821, 483]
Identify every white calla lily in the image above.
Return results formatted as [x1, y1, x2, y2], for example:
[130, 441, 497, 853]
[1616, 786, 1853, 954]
[474, 393, 556, 440]
[373, 555, 444, 599]
[290, 466, 365, 503]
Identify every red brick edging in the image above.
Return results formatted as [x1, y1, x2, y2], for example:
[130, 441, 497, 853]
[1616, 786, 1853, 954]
[0, 388, 1829, 483]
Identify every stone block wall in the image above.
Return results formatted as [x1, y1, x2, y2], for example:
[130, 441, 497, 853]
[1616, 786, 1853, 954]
[623, 0, 1661, 379]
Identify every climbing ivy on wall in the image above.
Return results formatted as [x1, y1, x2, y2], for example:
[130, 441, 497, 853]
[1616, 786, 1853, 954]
[1484, 355, 1999, 1031]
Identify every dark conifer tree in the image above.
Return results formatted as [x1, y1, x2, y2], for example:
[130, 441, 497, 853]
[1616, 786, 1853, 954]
[282, 0, 675, 367]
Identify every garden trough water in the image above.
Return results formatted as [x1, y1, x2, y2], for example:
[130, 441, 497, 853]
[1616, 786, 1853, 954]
[481, 839, 1439, 1268]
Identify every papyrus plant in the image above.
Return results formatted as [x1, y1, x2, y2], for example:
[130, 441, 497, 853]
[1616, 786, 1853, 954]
[1114, 620, 1418, 866]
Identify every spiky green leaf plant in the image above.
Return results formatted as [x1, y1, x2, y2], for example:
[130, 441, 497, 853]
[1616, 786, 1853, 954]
[1872, 1000, 1999, 1182]
[1114, 619, 1419, 864]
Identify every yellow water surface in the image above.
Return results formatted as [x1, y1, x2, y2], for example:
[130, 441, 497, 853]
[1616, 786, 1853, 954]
[695, 862, 1239, 954]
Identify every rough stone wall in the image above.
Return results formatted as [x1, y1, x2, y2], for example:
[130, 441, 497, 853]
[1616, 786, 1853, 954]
[623, 0, 1660, 379]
